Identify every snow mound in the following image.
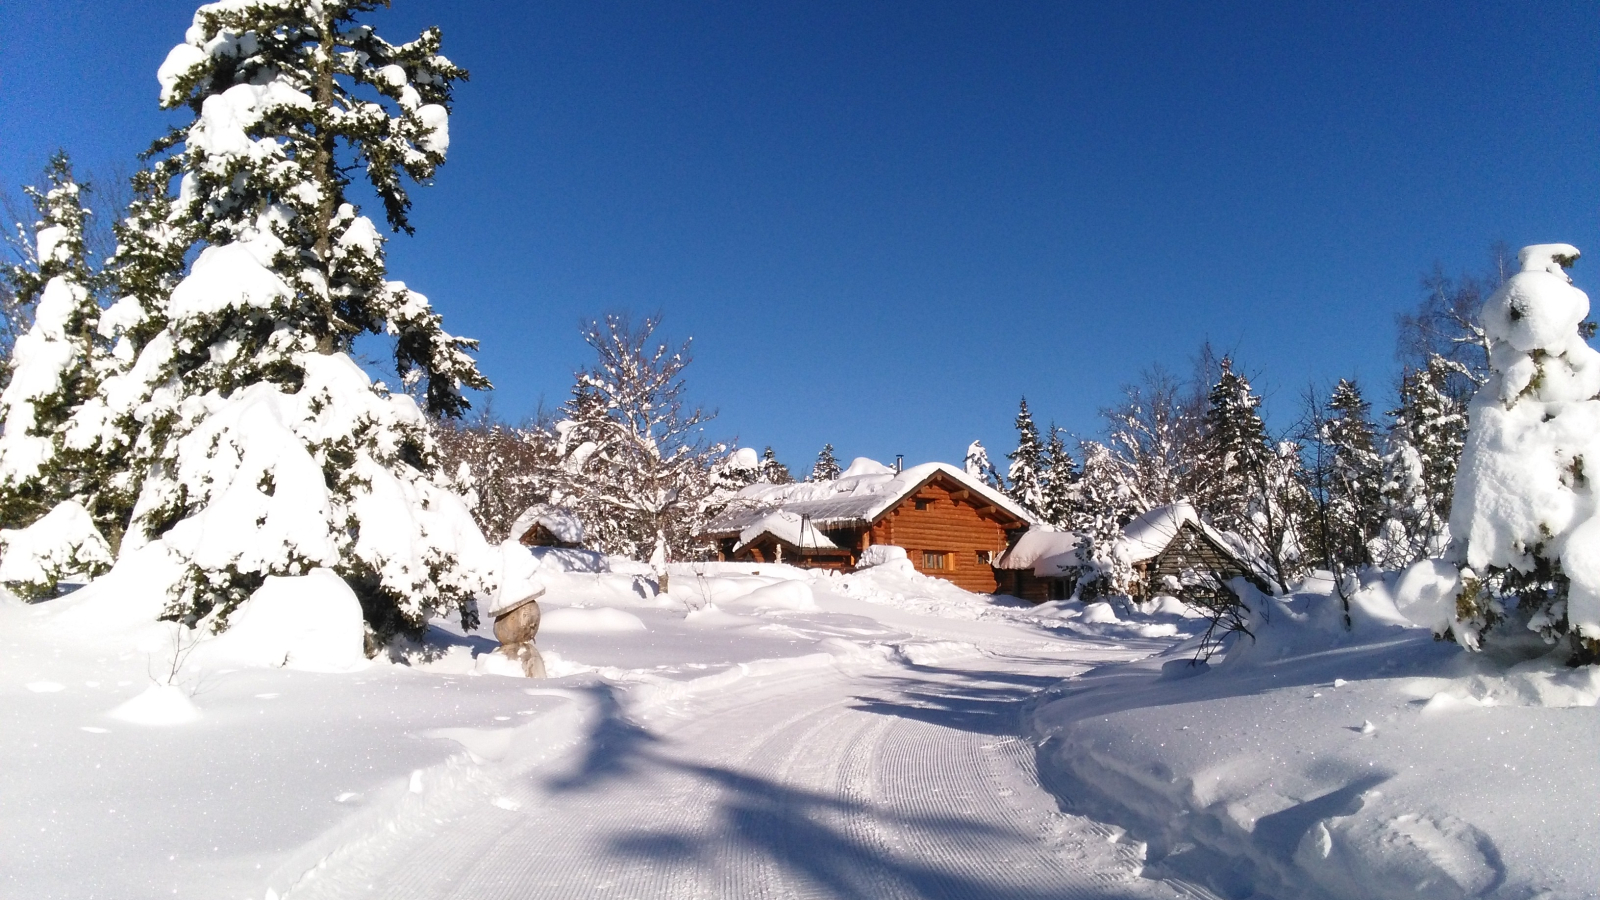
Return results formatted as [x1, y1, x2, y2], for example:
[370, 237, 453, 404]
[722, 580, 817, 612]
[109, 684, 201, 726]
[193, 569, 368, 672]
[856, 544, 911, 571]
[538, 607, 647, 634]
[0, 500, 112, 597]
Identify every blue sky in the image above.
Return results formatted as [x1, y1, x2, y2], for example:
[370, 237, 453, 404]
[3, 1, 1596, 472]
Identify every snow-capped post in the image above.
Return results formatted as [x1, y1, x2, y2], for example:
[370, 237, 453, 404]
[486, 540, 546, 678]
[80, 0, 497, 646]
[1448, 244, 1600, 663]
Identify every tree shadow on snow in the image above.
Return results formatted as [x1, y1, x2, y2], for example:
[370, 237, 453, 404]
[608, 757, 1154, 900]
[541, 681, 663, 793]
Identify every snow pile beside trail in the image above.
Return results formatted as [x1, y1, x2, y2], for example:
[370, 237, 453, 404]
[539, 607, 647, 634]
[1031, 578, 1600, 900]
[192, 569, 368, 672]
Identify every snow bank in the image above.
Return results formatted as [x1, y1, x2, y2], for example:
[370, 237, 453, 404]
[722, 580, 818, 612]
[109, 683, 202, 726]
[192, 569, 368, 672]
[538, 607, 647, 634]
[1032, 577, 1600, 900]
[856, 544, 911, 571]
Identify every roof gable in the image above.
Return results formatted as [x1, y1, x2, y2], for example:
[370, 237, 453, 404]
[700, 458, 1036, 537]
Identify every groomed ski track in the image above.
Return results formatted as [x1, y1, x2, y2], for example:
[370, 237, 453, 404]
[281, 644, 1198, 900]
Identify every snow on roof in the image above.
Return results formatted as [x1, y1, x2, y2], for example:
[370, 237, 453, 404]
[509, 504, 584, 546]
[994, 527, 1086, 576]
[703, 458, 1036, 536]
[733, 510, 840, 554]
[1113, 502, 1269, 584]
[1114, 503, 1203, 564]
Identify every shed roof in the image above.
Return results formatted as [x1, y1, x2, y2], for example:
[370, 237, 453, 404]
[734, 510, 841, 554]
[994, 527, 1087, 576]
[703, 457, 1036, 537]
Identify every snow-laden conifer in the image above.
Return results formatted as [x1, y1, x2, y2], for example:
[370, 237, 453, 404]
[85, 1, 495, 638]
[1006, 398, 1044, 513]
[1195, 358, 1305, 591]
[809, 443, 840, 482]
[758, 446, 793, 485]
[1039, 424, 1076, 528]
[964, 440, 1001, 489]
[1319, 379, 1383, 568]
[0, 155, 115, 542]
[1447, 244, 1600, 661]
[1072, 440, 1136, 597]
[1370, 356, 1466, 568]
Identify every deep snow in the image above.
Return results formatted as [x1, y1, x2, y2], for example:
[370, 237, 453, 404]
[2, 555, 1594, 900]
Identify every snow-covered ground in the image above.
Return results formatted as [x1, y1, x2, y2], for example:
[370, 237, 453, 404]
[1031, 574, 1600, 900]
[3, 556, 1593, 899]
[1, 554, 1199, 900]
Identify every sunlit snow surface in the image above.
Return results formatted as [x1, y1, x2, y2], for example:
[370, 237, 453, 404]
[1, 559, 1593, 899]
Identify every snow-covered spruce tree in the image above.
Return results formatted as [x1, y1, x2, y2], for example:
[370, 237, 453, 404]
[97, 1, 494, 639]
[0, 155, 118, 596]
[809, 443, 840, 482]
[1195, 358, 1304, 591]
[1006, 398, 1045, 514]
[0, 154, 108, 528]
[1071, 440, 1137, 597]
[1447, 244, 1600, 662]
[758, 446, 793, 484]
[1319, 379, 1384, 569]
[1039, 423, 1076, 528]
[1370, 355, 1467, 568]
[964, 440, 1002, 489]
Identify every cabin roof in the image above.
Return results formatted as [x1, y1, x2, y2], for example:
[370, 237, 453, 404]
[702, 457, 1036, 538]
[734, 510, 841, 554]
[1115, 502, 1225, 564]
[994, 527, 1087, 576]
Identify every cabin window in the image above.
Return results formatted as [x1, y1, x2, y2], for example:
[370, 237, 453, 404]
[914, 498, 932, 511]
[976, 549, 995, 565]
[922, 550, 949, 570]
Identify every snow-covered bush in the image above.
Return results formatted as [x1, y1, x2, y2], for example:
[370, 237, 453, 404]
[0, 500, 112, 599]
[1447, 243, 1600, 663]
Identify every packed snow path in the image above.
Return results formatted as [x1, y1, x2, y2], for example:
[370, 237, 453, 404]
[287, 646, 1191, 900]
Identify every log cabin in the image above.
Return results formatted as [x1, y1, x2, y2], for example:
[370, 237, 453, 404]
[698, 457, 1036, 593]
[994, 503, 1273, 603]
[1116, 503, 1273, 600]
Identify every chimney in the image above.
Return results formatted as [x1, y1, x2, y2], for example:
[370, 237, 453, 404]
[894, 454, 904, 474]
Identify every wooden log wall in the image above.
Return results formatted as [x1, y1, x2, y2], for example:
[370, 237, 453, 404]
[867, 477, 1017, 593]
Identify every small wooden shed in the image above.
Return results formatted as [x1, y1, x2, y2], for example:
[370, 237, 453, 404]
[1115, 503, 1272, 601]
[510, 504, 585, 550]
[992, 528, 1086, 602]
